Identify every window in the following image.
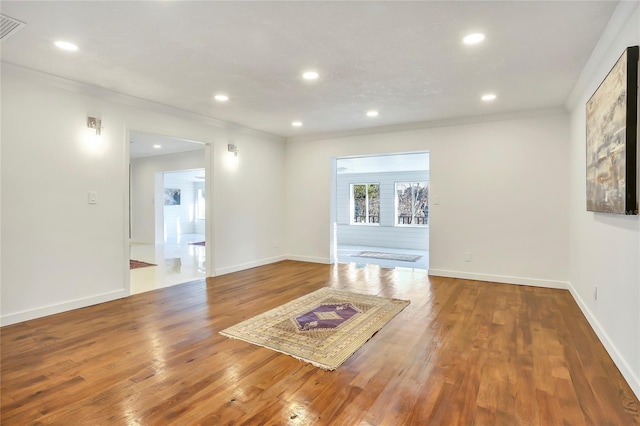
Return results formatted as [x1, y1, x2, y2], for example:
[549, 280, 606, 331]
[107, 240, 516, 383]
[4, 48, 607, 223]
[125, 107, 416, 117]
[396, 182, 429, 226]
[195, 188, 205, 220]
[351, 183, 380, 224]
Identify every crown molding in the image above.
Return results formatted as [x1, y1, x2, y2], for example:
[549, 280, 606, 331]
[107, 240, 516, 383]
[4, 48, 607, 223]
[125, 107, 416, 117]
[565, 1, 640, 111]
[286, 106, 568, 144]
[1, 61, 285, 143]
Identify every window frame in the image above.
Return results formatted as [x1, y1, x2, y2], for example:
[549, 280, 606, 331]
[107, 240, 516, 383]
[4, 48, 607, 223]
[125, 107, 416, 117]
[350, 182, 380, 226]
[395, 181, 429, 227]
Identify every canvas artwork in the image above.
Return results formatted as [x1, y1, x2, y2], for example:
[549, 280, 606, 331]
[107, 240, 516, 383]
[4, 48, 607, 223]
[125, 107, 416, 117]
[586, 46, 638, 215]
[164, 188, 181, 206]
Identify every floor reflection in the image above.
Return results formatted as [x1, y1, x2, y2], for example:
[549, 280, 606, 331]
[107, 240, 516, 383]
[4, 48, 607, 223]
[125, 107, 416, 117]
[130, 233, 206, 294]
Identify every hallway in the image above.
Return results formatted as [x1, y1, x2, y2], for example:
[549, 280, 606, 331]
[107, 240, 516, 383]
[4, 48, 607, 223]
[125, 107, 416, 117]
[130, 233, 205, 294]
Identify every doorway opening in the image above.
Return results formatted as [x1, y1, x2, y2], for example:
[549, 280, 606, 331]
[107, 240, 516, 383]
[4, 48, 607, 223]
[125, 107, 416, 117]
[331, 152, 429, 270]
[129, 130, 207, 294]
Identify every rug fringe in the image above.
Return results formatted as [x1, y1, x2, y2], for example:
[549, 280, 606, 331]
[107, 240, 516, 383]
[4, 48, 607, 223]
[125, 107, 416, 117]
[219, 331, 336, 371]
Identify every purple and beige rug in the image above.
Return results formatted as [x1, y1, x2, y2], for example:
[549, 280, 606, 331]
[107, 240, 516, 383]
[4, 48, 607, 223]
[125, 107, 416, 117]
[129, 259, 156, 270]
[220, 287, 410, 370]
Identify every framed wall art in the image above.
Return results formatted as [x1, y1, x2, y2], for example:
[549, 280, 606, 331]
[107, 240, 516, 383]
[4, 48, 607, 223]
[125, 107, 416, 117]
[163, 188, 181, 206]
[586, 45, 638, 215]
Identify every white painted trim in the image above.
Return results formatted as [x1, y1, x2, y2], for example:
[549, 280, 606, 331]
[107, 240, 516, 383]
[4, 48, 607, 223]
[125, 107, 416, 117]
[204, 143, 215, 278]
[286, 107, 568, 143]
[214, 255, 287, 276]
[567, 281, 640, 400]
[428, 269, 568, 289]
[285, 255, 332, 265]
[0, 289, 128, 327]
[1, 61, 283, 142]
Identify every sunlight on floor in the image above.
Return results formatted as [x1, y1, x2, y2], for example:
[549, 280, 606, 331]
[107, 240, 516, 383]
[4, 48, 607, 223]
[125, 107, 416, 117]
[130, 233, 206, 294]
[336, 244, 429, 270]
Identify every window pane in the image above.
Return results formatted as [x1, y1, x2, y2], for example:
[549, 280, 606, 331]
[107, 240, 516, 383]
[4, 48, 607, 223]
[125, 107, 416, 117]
[414, 182, 429, 225]
[353, 184, 366, 223]
[195, 188, 206, 220]
[396, 183, 412, 224]
[396, 181, 429, 226]
[368, 184, 380, 223]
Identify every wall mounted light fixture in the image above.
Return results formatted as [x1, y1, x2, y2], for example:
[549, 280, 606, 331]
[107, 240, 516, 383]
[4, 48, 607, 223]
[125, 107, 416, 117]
[228, 143, 238, 156]
[87, 116, 102, 136]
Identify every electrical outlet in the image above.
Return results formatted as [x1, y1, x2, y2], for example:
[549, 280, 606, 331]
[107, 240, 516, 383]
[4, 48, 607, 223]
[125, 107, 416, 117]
[594, 286, 598, 301]
[465, 252, 472, 262]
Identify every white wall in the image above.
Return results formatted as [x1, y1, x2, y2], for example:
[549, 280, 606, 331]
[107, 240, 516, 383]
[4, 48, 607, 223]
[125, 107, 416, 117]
[286, 111, 570, 288]
[131, 151, 204, 244]
[336, 170, 429, 250]
[163, 170, 198, 240]
[566, 2, 640, 398]
[0, 64, 286, 325]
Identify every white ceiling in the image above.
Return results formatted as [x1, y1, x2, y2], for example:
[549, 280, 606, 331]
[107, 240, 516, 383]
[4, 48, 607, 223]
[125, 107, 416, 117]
[1, 1, 617, 139]
[130, 131, 204, 159]
[337, 153, 429, 174]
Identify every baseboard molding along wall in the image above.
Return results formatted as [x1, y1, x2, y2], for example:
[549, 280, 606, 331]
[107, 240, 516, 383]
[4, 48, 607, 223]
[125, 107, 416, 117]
[567, 281, 640, 400]
[0, 289, 129, 327]
[428, 269, 568, 290]
[214, 255, 288, 276]
[285, 255, 332, 265]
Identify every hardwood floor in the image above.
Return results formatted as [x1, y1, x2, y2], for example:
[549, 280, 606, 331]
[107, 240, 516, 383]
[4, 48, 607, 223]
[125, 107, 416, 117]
[2, 260, 639, 425]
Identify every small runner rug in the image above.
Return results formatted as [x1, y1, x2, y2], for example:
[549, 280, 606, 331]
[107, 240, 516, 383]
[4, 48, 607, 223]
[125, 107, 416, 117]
[220, 287, 410, 370]
[130, 259, 156, 269]
[188, 241, 205, 246]
[352, 251, 422, 262]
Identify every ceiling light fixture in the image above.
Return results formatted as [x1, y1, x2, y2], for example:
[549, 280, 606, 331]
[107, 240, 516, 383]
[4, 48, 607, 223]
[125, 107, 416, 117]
[481, 93, 497, 101]
[463, 33, 485, 45]
[54, 40, 78, 51]
[214, 94, 229, 102]
[366, 110, 379, 117]
[302, 71, 319, 80]
[291, 121, 303, 127]
[153, 144, 162, 149]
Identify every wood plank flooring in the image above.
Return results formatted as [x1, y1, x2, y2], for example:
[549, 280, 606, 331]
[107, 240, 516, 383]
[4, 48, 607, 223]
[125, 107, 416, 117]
[2, 260, 639, 425]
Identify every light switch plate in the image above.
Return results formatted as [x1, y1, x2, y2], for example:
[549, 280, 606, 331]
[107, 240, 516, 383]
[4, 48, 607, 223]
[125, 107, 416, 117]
[88, 191, 97, 205]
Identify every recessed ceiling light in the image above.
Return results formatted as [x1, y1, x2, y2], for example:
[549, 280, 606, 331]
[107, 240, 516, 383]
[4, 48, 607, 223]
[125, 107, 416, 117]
[366, 110, 379, 117]
[292, 121, 303, 127]
[214, 94, 229, 102]
[481, 93, 497, 101]
[302, 71, 319, 80]
[153, 144, 162, 149]
[54, 40, 78, 51]
[463, 33, 485, 45]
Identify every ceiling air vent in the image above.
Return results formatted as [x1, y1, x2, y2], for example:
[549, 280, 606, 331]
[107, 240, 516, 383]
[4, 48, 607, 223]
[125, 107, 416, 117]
[0, 14, 26, 41]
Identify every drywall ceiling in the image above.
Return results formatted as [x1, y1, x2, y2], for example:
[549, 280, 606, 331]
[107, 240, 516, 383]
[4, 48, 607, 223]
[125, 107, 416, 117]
[129, 131, 204, 159]
[0, 1, 617, 138]
[337, 153, 429, 174]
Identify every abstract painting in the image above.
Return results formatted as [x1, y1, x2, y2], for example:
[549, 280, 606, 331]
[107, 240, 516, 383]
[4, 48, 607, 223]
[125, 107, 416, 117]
[586, 46, 638, 215]
[163, 188, 181, 206]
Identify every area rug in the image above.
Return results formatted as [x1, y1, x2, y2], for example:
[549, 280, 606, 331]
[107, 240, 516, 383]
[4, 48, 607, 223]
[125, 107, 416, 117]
[352, 251, 422, 262]
[220, 287, 410, 370]
[188, 241, 205, 246]
[129, 259, 156, 269]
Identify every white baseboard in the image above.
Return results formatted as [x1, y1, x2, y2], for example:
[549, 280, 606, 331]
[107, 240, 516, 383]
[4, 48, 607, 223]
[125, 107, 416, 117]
[427, 269, 568, 289]
[567, 282, 640, 400]
[1, 289, 129, 327]
[214, 255, 287, 276]
[285, 255, 332, 264]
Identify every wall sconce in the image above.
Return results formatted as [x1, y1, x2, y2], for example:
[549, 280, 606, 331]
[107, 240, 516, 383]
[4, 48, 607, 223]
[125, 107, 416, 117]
[228, 143, 238, 156]
[87, 116, 102, 136]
